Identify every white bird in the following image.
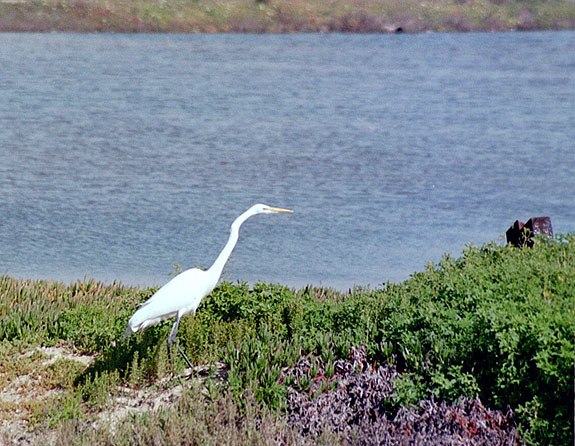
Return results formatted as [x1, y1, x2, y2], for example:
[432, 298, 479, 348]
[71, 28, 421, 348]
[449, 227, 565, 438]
[124, 203, 293, 368]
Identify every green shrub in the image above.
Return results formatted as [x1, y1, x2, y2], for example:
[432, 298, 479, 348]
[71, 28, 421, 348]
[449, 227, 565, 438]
[369, 235, 574, 445]
[204, 235, 574, 444]
[2, 234, 573, 444]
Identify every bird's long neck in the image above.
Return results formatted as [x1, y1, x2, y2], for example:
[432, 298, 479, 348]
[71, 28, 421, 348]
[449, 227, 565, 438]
[207, 209, 254, 280]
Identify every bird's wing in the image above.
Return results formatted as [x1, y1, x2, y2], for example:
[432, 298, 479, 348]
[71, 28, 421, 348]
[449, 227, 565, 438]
[127, 268, 213, 333]
[143, 268, 209, 313]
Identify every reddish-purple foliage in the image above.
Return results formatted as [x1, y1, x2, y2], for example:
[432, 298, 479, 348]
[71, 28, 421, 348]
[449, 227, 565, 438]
[283, 346, 519, 445]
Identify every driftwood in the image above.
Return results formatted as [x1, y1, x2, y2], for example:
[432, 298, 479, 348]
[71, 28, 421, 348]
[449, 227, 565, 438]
[506, 216, 553, 247]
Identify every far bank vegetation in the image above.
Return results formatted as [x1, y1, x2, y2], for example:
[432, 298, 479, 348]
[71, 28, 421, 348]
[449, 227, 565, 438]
[1, 0, 574, 33]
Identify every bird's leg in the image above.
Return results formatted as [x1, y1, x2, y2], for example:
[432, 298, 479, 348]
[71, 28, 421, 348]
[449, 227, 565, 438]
[168, 315, 181, 346]
[166, 337, 172, 364]
[167, 316, 194, 370]
[166, 317, 178, 366]
[176, 343, 194, 370]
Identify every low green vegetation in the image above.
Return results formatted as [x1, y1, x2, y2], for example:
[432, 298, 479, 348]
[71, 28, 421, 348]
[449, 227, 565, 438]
[0, 0, 574, 32]
[1, 234, 573, 445]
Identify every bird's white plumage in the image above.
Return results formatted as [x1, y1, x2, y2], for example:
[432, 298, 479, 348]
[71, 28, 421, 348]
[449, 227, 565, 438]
[125, 268, 216, 336]
[123, 203, 293, 366]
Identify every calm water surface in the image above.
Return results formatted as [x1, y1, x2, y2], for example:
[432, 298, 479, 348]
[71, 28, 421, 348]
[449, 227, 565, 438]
[1, 32, 574, 290]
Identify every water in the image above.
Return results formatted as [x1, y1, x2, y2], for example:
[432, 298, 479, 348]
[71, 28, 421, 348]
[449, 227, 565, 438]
[1, 32, 574, 290]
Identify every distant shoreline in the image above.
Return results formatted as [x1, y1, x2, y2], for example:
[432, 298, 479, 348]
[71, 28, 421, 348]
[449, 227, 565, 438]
[1, 0, 574, 33]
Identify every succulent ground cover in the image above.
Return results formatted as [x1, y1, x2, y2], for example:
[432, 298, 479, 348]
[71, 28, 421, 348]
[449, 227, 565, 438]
[0, 234, 573, 445]
[0, 0, 574, 33]
[284, 345, 519, 444]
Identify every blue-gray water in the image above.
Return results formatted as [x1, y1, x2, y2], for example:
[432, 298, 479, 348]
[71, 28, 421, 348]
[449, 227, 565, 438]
[1, 32, 574, 290]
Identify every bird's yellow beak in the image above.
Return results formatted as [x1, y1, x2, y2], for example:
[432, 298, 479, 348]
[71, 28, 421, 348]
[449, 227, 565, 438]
[266, 206, 294, 213]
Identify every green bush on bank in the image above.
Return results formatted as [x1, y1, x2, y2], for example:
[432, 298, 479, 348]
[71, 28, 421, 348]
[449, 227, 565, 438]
[1, 234, 573, 444]
[203, 236, 573, 444]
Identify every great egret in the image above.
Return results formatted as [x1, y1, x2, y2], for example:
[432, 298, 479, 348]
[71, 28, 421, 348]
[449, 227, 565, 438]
[124, 203, 293, 368]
